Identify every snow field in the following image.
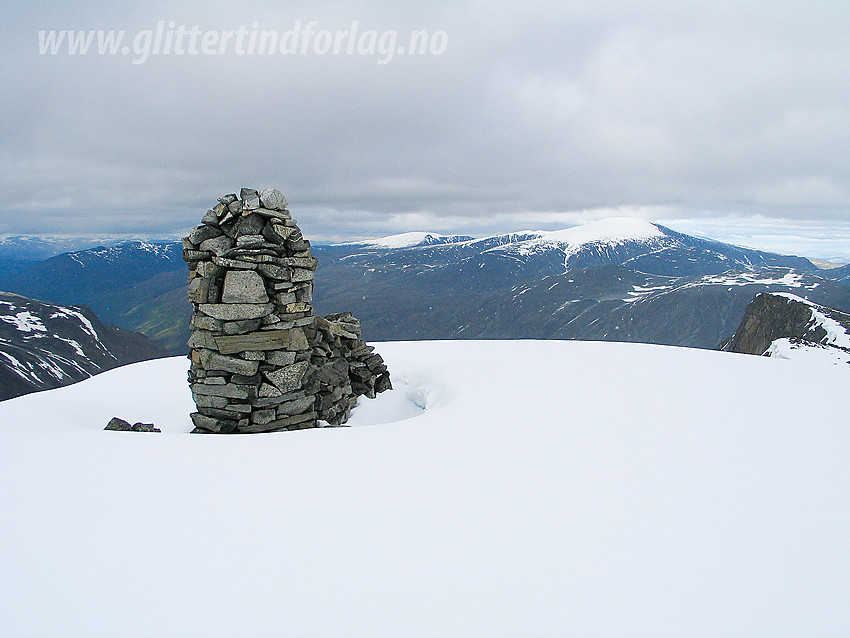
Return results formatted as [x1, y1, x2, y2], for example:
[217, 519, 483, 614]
[1, 340, 849, 637]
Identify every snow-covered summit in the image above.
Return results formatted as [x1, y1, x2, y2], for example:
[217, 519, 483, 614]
[480, 217, 668, 267]
[535, 217, 664, 247]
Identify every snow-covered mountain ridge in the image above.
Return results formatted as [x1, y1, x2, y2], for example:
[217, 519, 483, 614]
[1, 339, 848, 636]
[343, 218, 663, 253]
[1, 218, 847, 354]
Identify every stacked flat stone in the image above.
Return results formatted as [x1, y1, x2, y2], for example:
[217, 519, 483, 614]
[182, 188, 391, 433]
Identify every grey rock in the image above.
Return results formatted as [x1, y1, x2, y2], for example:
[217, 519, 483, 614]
[251, 408, 276, 425]
[105, 416, 132, 431]
[221, 270, 269, 304]
[265, 412, 318, 430]
[194, 394, 230, 409]
[199, 351, 260, 376]
[252, 390, 308, 408]
[295, 287, 312, 303]
[131, 422, 160, 432]
[265, 350, 296, 366]
[218, 194, 238, 205]
[280, 257, 318, 270]
[257, 263, 292, 281]
[281, 302, 311, 315]
[288, 239, 311, 252]
[190, 315, 223, 332]
[276, 396, 315, 416]
[291, 268, 314, 283]
[187, 278, 217, 304]
[223, 318, 262, 335]
[259, 188, 287, 210]
[240, 188, 261, 210]
[214, 329, 297, 355]
[200, 235, 234, 257]
[262, 223, 285, 245]
[189, 225, 222, 245]
[223, 249, 281, 261]
[258, 382, 282, 398]
[212, 256, 258, 270]
[274, 291, 296, 305]
[182, 249, 211, 262]
[187, 329, 218, 349]
[192, 382, 254, 400]
[202, 209, 219, 226]
[235, 213, 265, 236]
[191, 412, 237, 433]
[240, 411, 316, 433]
[199, 302, 274, 321]
[224, 403, 252, 414]
[261, 314, 285, 326]
[253, 207, 292, 221]
[235, 235, 265, 248]
[195, 261, 222, 278]
[375, 372, 392, 393]
[264, 361, 309, 393]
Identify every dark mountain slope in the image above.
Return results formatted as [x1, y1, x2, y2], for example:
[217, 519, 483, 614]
[0, 292, 168, 401]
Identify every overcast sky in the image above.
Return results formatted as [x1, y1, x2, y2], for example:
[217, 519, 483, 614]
[1, 1, 849, 259]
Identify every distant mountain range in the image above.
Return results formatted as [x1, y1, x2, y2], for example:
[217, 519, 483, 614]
[0, 291, 167, 400]
[0, 241, 187, 352]
[1, 219, 848, 356]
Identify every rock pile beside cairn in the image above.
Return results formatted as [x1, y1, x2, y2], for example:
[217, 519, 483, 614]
[182, 187, 391, 434]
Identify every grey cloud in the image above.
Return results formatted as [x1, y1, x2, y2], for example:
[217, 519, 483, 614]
[1, 0, 849, 241]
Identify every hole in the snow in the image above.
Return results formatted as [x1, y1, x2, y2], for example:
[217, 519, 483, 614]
[345, 377, 430, 426]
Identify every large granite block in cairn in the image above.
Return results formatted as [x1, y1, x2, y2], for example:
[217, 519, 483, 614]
[182, 188, 391, 433]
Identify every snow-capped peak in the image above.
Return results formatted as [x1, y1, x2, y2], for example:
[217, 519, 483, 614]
[480, 217, 667, 265]
[535, 217, 664, 248]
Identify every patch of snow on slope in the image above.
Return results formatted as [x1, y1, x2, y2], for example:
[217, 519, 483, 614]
[1, 341, 849, 637]
[55, 337, 87, 358]
[0, 351, 42, 383]
[696, 270, 812, 288]
[623, 283, 674, 303]
[766, 338, 850, 369]
[50, 307, 112, 356]
[0, 311, 47, 333]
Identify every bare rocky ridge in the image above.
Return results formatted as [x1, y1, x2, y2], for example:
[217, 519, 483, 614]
[719, 292, 850, 357]
[182, 188, 391, 434]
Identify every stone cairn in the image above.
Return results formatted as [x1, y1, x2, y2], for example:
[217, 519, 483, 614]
[182, 187, 391, 433]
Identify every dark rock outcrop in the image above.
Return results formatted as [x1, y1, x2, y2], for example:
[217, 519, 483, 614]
[719, 292, 850, 356]
[182, 188, 391, 434]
